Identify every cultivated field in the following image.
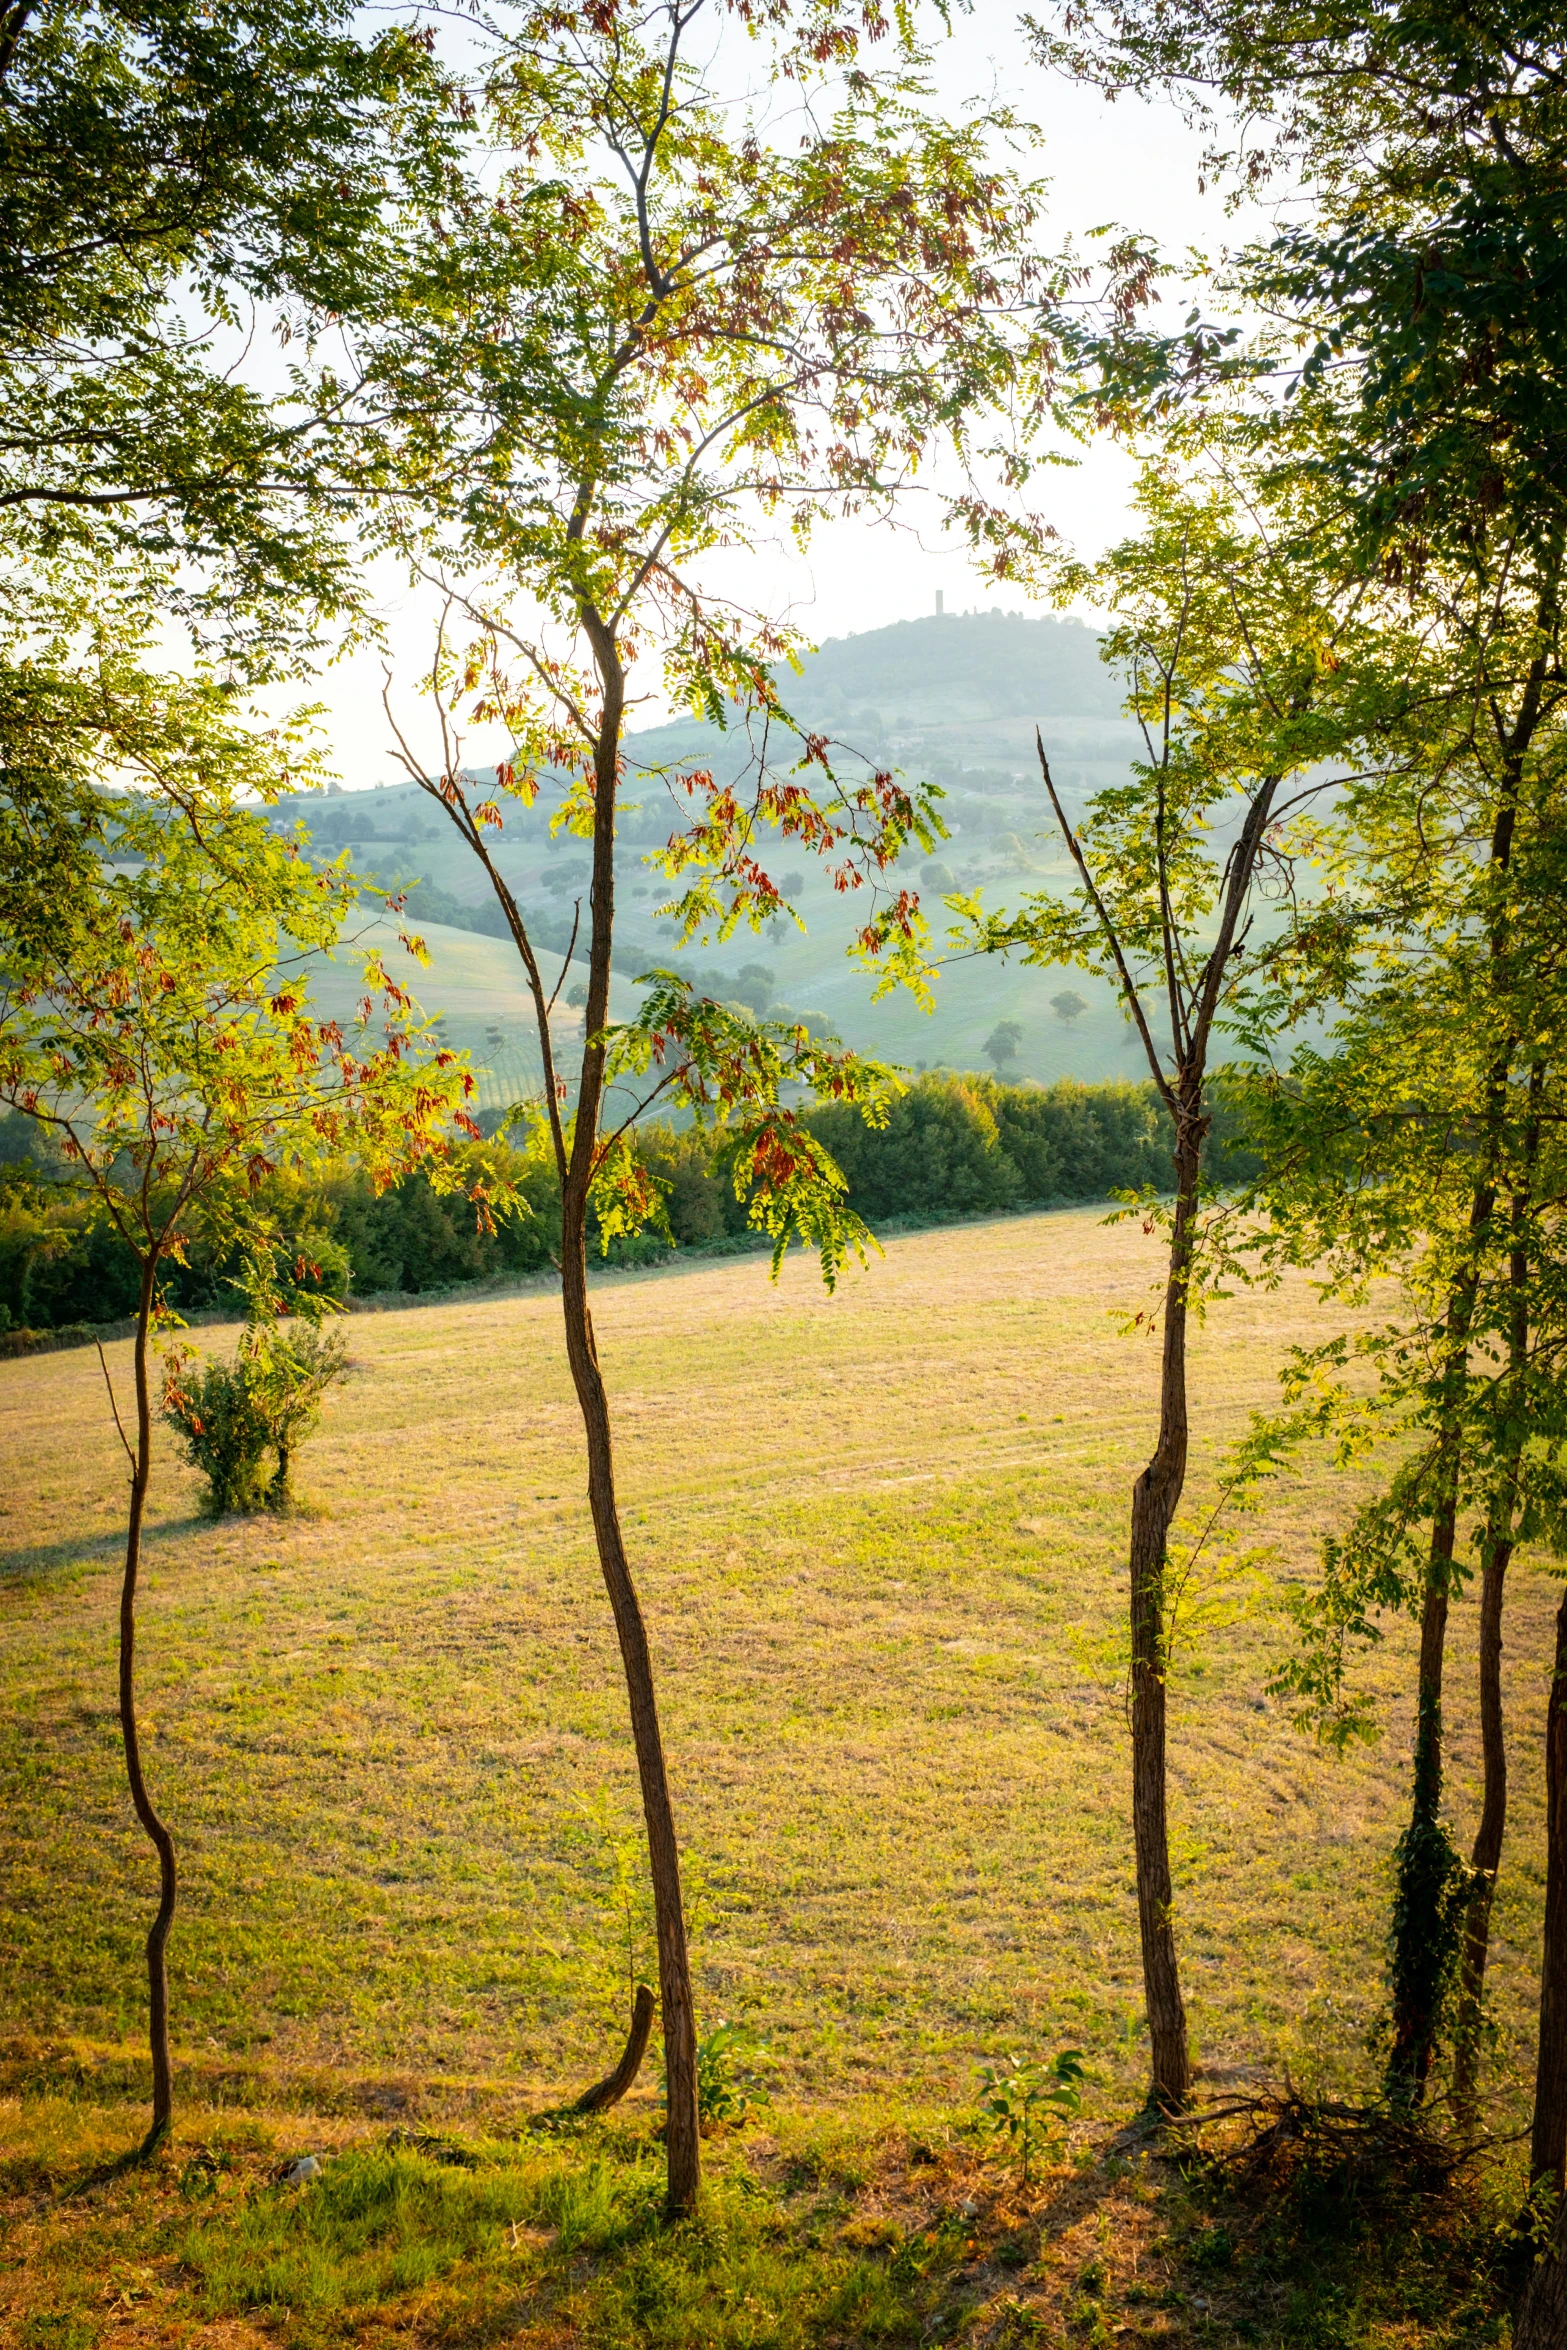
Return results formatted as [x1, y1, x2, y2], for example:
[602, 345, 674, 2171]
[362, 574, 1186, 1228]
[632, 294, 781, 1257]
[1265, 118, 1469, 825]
[3, 1208, 1556, 2135]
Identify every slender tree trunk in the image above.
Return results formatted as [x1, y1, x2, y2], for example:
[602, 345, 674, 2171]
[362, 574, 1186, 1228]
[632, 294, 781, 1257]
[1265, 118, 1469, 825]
[120, 1258, 177, 2149]
[1451, 1511, 1514, 2125]
[271, 1431, 292, 1508]
[1530, 1585, 1567, 2199]
[424, 595, 702, 2215]
[1128, 1114, 1200, 2114]
[557, 1235, 700, 2209]
[558, 606, 700, 2215]
[1454, 1156, 1534, 2124]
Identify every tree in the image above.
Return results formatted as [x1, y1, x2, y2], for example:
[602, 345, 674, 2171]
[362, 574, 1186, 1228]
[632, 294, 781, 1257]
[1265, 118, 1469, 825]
[983, 1020, 1024, 1071]
[0, 687, 468, 2151]
[1533, 1560, 1567, 2209]
[0, 0, 452, 672]
[1031, 0, 1567, 2167]
[735, 965, 777, 1020]
[368, 0, 1064, 2212]
[1517, 2186, 1567, 2350]
[1050, 990, 1087, 1024]
[960, 445, 1366, 2111]
[1253, 1023, 1567, 2106]
[1221, 85, 1567, 2120]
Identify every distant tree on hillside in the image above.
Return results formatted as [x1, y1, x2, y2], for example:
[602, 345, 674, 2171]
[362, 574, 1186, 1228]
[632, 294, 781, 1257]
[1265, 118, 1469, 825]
[923, 860, 957, 892]
[1051, 990, 1088, 1024]
[735, 964, 777, 1018]
[983, 1020, 1024, 1070]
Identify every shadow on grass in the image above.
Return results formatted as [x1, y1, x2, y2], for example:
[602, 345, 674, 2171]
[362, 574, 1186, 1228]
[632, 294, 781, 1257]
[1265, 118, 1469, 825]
[66, 2143, 160, 2198]
[32, 2120, 170, 2205]
[0, 1512, 207, 1588]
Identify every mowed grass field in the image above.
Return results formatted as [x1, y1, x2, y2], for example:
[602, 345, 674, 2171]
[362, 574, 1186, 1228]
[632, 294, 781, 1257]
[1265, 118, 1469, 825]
[0, 1208, 1558, 2134]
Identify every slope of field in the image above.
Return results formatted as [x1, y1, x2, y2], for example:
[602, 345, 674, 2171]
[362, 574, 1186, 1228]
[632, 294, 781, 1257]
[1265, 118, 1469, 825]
[297, 915, 644, 1112]
[1, 1213, 1553, 2129]
[312, 899, 1142, 1097]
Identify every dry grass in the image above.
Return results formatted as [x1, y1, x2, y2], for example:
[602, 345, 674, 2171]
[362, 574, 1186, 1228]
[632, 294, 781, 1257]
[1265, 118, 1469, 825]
[0, 1206, 1555, 2127]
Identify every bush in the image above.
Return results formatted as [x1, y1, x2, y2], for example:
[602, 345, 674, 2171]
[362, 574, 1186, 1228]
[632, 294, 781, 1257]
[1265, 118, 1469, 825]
[252, 1318, 350, 1503]
[806, 1076, 1023, 1222]
[163, 1311, 350, 1514]
[163, 1356, 274, 1514]
[987, 1077, 1173, 1201]
[0, 1320, 99, 1359]
[321, 1144, 560, 1294]
[0, 1180, 144, 1329]
[638, 1125, 752, 1248]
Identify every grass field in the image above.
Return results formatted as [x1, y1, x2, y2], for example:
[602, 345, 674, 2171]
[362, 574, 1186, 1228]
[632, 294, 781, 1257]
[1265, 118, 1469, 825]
[0, 1210, 1552, 2345]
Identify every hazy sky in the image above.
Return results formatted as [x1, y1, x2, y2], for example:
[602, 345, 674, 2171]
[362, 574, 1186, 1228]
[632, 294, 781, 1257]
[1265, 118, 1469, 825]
[306, 6, 1261, 791]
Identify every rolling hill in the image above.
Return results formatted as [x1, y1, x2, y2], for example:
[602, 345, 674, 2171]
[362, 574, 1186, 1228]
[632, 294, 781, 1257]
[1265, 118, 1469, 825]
[280, 612, 1148, 1092]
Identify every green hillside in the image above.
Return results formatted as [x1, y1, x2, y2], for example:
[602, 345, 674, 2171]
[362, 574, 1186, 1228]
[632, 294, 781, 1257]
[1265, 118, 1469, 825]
[299, 918, 646, 1116]
[281, 613, 1144, 1089]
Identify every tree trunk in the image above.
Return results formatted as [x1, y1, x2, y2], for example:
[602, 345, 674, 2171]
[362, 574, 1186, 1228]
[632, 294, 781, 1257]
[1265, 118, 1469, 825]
[1452, 1511, 1513, 2125]
[556, 607, 700, 2216]
[1385, 1441, 1463, 2104]
[1530, 1585, 1567, 2199]
[557, 1237, 701, 2209]
[1386, 680, 1538, 2101]
[574, 1981, 656, 2114]
[1386, 1159, 1502, 2100]
[1456, 1087, 1545, 2121]
[1128, 1118, 1200, 2114]
[1516, 2186, 1567, 2350]
[120, 1260, 177, 2149]
[432, 594, 702, 2216]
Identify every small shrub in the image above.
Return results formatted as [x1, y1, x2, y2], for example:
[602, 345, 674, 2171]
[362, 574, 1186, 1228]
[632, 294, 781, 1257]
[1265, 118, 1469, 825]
[698, 2020, 775, 2127]
[163, 1263, 350, 1515]
[20, 2318, 97, 2350]
[248, 1318, 349, 1505]
[1189, 2223, 1234, 2271]
[163, 1356, 273, 1515]
[976, 2048, 1087, 2182]
[660, 2021, 774, 2131]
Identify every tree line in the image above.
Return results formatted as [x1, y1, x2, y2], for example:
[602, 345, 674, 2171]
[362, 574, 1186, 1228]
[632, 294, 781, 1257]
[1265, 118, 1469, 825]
[0, 1076, 1235, 1336]
[0, 0, 1564, 2327]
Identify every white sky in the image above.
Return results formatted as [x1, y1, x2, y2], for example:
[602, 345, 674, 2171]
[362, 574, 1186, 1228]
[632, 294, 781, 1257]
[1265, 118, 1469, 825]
[303, 5, 1263, 790]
